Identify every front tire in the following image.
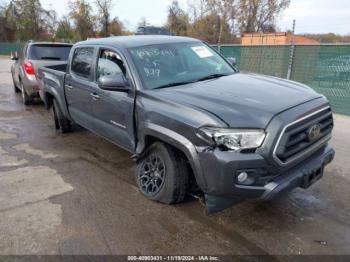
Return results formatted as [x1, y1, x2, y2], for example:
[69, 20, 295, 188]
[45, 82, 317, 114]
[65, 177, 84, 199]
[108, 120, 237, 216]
[53, 99, 71, 133]
[136, 142, 189, 204]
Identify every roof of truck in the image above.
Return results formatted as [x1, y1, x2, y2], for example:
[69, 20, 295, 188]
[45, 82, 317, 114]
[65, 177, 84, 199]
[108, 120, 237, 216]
[77, 35, 201, 48]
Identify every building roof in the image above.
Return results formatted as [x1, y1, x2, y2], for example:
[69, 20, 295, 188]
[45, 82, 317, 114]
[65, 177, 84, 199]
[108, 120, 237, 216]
[242, 32, 290, 37]
[241, 32, 319, 45]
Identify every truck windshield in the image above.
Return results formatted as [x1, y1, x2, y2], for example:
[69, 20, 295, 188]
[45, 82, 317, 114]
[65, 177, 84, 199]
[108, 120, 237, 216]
[28, 44, 72, 61]
[129, 42, 235, 90]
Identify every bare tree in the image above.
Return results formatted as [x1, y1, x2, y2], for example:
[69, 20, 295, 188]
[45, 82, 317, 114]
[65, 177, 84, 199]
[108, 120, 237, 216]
[167, 0, 189, 36]
[237, 0, 290, 33]
[55, 16, 74, 41]
[95, 0, 113, 37]
[138, 17, 148, 27]
[68, 0, 95, 41]
[109, 17, 125, 36]
[0, 2, 18, 41]
[206, 0, 236, 45]
[187, 0, 208, 22]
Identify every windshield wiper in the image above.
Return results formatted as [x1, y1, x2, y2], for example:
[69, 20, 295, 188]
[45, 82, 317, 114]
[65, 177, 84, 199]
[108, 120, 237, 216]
[196, 73, 229, 82]
[153, 74, 229, 90]
[153, 80, 195, 90]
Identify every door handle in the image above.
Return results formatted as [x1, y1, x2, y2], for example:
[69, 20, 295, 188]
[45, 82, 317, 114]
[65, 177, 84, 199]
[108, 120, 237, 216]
[90, 93, 100, 100]
[66, 84, 73, 90]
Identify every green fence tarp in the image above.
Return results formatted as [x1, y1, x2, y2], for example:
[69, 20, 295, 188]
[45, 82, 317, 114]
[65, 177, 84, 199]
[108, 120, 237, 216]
[0, 42, 23, 56]
[214, 44, 350, 115]
[1, 42, 350, 115]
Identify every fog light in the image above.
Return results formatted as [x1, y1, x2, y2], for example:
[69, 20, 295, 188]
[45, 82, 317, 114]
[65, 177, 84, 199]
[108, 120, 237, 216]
[237, 172, 248, 183]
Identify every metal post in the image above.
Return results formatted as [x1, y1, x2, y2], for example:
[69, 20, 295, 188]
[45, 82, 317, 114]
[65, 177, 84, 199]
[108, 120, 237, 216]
[287, 19, 296, 80]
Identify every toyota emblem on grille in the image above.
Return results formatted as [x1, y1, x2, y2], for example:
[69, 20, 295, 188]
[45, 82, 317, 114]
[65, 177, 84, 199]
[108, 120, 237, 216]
[307, 124, 321, 142]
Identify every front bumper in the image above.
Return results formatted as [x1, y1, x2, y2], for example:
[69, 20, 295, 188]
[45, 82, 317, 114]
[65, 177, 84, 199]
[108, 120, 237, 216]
[260, 145, 334, 200]
[199, 144, 334, 211]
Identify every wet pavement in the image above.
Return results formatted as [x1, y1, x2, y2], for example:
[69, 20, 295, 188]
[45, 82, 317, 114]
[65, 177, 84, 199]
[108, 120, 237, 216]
[0, 59, 350, 255]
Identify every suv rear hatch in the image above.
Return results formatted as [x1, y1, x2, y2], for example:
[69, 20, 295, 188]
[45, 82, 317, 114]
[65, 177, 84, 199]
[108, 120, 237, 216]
[27, 44, 72, 74]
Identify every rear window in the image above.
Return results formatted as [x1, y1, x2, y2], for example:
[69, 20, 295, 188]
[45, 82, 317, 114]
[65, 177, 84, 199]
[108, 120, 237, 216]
[27, 44, 72, 61]
[71, 47, 94, 79]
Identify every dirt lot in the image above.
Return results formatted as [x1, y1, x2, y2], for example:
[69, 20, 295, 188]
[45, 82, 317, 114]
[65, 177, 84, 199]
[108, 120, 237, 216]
[0, 59, 350, 256]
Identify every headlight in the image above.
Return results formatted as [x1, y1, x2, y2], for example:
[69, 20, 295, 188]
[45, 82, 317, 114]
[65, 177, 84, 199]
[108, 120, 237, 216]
[197, 127, 266, 151]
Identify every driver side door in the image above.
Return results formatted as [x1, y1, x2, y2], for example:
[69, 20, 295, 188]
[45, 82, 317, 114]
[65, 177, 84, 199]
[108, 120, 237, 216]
[89, 48, 135, 152]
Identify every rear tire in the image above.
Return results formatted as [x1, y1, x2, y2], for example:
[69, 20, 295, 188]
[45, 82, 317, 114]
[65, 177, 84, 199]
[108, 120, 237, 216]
[136, 142, 189, 204]
[53, 99, 71, 133]
[20, 82, 32, 105]
[12, 74, 20, 93]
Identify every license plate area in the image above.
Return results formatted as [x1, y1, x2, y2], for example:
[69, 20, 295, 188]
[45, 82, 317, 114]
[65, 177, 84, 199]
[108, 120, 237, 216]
[301, 167, 324, 188]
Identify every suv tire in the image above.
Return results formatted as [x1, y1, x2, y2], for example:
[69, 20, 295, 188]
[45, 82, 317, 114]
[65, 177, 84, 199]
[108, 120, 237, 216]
[53, 99, 71, 133]
[136, 142, 189, 204]
[20, 82, 32, 105]
[12, 74, 20, 93]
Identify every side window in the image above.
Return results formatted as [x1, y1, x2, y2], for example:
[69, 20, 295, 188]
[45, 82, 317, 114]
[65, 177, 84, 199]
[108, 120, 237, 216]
[71, 47, 94, 79]
[97, 50, 126, 81]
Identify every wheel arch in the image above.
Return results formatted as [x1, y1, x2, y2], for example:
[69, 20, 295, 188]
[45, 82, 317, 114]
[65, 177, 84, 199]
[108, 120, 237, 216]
[136, 123, 207, 191]
[42, 88, 71, 121]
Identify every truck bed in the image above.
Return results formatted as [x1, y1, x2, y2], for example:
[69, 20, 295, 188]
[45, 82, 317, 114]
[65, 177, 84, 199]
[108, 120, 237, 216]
[38, 63, 70, 118]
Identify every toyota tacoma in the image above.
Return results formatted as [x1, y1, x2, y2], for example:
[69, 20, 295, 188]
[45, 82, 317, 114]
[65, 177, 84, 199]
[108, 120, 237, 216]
[38, 36, 335, 213]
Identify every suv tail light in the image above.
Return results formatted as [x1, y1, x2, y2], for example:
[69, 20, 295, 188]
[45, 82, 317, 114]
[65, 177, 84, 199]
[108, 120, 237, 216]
[23, 60, 35, 75]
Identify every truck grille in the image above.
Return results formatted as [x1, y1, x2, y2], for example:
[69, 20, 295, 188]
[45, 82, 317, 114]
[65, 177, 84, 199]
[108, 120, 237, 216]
[274, 107, 333, 165]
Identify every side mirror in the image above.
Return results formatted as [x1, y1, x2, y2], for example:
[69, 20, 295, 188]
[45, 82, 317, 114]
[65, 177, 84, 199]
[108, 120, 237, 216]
[227, 57, 237, 67]
[11, 52, 18, 61]
[98, 73, 130, 92]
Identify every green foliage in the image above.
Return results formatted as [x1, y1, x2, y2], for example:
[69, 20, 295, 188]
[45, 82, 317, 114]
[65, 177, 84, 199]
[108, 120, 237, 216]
[0, 3, 18, 41]
[167, 0, 291, 44]
[68, 0, 96, 41]
[55, 17, 74, 42]
[0, 0, 56, 41]
[109, 17, 126, 36]
[188, 13, 233, 44]
[0, 0, 347, 45]
[167, 1, 190, 36]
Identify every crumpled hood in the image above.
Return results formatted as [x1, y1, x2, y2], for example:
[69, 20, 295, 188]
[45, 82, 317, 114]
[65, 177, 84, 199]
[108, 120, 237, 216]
[153, 73, 322, 128]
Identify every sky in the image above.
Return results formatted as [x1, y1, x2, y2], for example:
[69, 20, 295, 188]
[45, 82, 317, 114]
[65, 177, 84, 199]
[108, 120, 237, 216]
[40, 0, 350, 35]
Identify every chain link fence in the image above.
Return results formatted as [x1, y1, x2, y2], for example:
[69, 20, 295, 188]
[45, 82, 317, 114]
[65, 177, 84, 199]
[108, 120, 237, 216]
[1, 41, 350, 115]
[214, 44, 350, 115]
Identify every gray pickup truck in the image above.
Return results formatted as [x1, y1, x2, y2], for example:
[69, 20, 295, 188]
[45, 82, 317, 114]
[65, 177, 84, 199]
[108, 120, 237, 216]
[39, 36, 335, 213]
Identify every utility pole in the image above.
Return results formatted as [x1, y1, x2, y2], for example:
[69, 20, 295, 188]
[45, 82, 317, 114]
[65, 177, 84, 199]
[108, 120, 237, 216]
[287, 19, 296, 80]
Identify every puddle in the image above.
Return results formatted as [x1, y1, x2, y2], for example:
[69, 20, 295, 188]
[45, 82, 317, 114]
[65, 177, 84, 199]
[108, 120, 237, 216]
[0, 145, 28, 167]
[0, 130, 17, 140]
[0, 111, 23, 121]
[13, 143, 58, 159]
[0, 146, 6, 154]
[0, 117, 23, 121]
